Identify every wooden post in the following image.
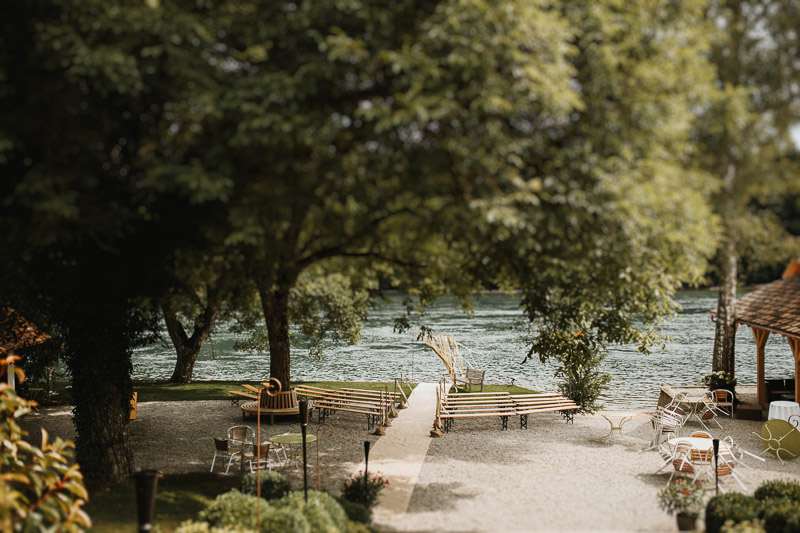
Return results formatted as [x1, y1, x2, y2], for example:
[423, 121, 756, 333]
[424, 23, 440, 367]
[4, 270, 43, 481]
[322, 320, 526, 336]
[752, 327, 770, 407]
[789, 337, 800, 404]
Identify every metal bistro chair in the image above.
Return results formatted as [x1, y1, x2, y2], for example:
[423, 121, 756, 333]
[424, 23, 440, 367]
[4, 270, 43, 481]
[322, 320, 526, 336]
[228, 425, 255, 444]
[210, 437, 240, 474]
[649, 406, 686, 448]
[709, 389, 735, 418]
[244, 442, 273, 473]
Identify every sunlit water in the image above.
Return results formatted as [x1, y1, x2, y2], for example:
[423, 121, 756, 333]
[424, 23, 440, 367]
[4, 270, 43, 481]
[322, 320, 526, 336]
[132, 291, 796, 409]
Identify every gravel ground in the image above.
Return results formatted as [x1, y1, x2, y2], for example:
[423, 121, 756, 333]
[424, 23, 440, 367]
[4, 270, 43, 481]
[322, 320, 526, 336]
[19, 400, 379, 494]
[19, 400, 800, 532]
[394, 412, 800, 532]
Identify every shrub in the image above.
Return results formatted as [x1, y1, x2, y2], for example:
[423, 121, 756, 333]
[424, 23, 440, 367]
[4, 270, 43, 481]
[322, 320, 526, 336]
[761, 497, 800, 533]
[346, 521, 375, 533]
[0, 355, 91, 532]
[279, 490, 348, 533]
[342, 471, 388, 509]
[175, 521, 254, 533]
[719, 519, 766, 533]
[241, 470, 291, 500]
[198, 491, 265, 529]
[754, 479, 800, 503]
[197, 490, 314, 533]
[335, 497, 372, 525]
[705, 493, 762, 533]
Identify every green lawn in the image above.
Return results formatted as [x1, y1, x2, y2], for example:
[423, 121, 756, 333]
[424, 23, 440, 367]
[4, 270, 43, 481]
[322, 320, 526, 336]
[84, 473, 240, 532]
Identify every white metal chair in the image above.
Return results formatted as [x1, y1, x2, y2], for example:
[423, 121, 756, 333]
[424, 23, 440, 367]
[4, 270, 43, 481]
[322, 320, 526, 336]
[709, 389, 734, 418]
[210, 437, 240, 474]
[650, 406, 687, 448]
[721, 435, 765, 470]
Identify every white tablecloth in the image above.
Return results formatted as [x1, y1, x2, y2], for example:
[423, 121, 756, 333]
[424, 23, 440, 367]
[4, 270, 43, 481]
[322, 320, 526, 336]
[768, 401, 800, 422]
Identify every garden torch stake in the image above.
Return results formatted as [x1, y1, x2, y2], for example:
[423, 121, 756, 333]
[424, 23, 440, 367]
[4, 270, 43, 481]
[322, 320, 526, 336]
[712, 438, 720, 496]
[299, 398, 309, 503]
[364, 441, 371, 496]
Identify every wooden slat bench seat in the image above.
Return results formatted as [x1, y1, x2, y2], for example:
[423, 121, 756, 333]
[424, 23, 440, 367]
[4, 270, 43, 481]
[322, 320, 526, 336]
[228, 389, 257, 406]
[241, 389, 308, 425]
[340, 387, 401, 399]
[295, 385, 391, 430]
[513, 394, 580, 428]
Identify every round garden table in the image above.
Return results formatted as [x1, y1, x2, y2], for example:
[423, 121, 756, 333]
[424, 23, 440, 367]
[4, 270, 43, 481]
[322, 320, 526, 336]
[600, 411, 634, 441]
[269, 433, 317, 469]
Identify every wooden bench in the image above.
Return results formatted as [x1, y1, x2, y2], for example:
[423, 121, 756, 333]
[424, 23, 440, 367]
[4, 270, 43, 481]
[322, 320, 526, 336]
[295, 385, 391, 430]
[437, 392, 516, 431]
[512, 394, 579, 428]
[454, 367, 486, 392]
[241, 389, 307, 425]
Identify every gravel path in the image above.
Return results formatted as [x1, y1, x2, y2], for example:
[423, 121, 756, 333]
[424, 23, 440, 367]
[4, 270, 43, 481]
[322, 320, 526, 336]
[19, 399, 800, 532]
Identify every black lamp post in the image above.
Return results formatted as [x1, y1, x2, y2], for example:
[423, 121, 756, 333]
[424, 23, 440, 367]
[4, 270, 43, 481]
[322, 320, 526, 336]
[712, 438, 720, 496]
[299, 398, 309, 502]
[134, 469, 159, 533]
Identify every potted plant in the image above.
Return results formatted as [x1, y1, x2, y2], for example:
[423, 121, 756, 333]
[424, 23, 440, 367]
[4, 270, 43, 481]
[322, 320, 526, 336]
[342, 470, 389, 509]
[702, 370, 738, 403]
[658, 477, 707, 531]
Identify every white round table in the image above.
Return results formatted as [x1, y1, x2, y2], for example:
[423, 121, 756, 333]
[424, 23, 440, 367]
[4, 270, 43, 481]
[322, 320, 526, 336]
[768, 401, 800, 422]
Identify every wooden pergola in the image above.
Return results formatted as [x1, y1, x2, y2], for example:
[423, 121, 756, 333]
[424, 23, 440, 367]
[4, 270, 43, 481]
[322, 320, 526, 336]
[0, 307, 50, 387]
[715, 274, 800, 407]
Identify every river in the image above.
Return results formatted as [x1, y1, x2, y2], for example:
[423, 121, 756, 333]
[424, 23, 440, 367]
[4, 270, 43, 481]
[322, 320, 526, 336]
[132, 291, 796, 409]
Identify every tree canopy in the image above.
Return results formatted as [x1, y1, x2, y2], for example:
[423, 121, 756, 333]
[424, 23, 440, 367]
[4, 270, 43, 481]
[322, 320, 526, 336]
[2, 0, 797, 481]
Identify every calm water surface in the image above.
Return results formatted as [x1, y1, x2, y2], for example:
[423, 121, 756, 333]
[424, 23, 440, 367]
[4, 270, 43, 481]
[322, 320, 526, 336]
[132, 291, 796, 409]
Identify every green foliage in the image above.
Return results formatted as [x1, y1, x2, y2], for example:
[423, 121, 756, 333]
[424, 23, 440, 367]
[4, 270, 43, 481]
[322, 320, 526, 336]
[702, 371, 738, 393]
[754, 480, 800, 503]
[194, 488, 351, 533]
[345, 522, 375, 533]
[705, 493, 763, 533]
[175, 522, 253, 533]
[761, 498, 800, 533]
[197, 491, 263, 529]
[342, 471, 388, 509]
[278, 490, 349, 533]
[532, 328, 611, 414]
[0, 356, 91, 532]
[241, 471, 291, 501]
[334, 497, 372, 525]
[720, 519, 766, 533]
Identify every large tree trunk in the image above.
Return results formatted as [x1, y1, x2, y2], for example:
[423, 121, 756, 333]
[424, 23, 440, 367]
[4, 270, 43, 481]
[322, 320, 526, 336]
[712, 164, 738, 377]
[259, 284, 292, 390]
[163, 300, 219, 384]
[65, 306, 134, 484]
[712, 235, 737, 376]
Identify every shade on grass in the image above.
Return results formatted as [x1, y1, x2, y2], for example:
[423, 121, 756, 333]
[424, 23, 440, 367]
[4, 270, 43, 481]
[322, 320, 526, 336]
[84, 472, 241, 533]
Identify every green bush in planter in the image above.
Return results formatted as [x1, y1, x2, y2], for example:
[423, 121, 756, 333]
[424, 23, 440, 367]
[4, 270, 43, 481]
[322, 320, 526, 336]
[278, 490, 348, 533]
[754, 479, 800, 503]
[335, 496, 372, 525]
[241, 470, 292, 500]
[761, 497, 800, 533]
[705, 493, 762, 533]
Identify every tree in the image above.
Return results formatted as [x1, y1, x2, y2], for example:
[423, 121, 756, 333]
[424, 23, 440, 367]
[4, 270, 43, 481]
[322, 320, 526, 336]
[176, 0, 583, 388]
[697, 0, 800, 376]
[0, 0, 214, 482]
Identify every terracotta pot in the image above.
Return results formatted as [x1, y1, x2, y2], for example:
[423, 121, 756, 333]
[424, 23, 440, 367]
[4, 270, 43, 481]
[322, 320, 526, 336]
[676, 512, 697, 531]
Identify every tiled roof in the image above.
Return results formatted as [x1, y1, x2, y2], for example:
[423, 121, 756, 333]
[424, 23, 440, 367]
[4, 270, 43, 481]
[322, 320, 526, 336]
[0, 307, 51, 354]
[726, 275, 800, 338]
